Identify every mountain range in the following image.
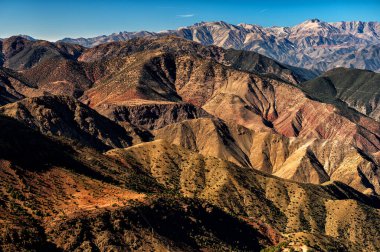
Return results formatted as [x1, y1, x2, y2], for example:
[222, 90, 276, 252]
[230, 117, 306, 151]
[58, 19, 380, 72]
[0, 30, 379, 251]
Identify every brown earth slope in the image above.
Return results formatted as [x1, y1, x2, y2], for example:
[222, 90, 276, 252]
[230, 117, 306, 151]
[0, 102, 379, 251]
[78, 36, 318, 84]
[2, 37, 378, 156]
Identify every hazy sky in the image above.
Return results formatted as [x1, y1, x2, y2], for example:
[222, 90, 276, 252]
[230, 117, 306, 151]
[1, 0, 379, 41]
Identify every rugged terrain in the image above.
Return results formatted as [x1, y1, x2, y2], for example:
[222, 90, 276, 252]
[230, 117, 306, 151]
[1, 116, 380, 251]
[0, 34, 380, 251]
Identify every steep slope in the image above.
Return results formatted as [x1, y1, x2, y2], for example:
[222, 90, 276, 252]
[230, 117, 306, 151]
[221, 48, 321, 83]
[249, 131, 380, 195]
[0, 36, 318, 101]
[0, 67, 43, 105]
[175, 20, 380, 72]
[106, 139, 380, 251]
[0, 95, 144, 150]
[201, 71, 380, 154]
[154, 118, 380, 194]
[301, 68, 380, 121]
[0, 37, 93, 98]
[329, 21, 380, 42]
[154, 118, 253, 168]
[2, 29, 380, 252]
[48, 197, 268, 252]
[21, 57, 93, 98]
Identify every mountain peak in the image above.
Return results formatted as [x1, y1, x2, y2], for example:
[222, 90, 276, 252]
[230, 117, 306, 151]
[4, 35, 35, 42]
[310, 18, 321, 23]
[192, 21, 231, 27]
[299, 18, 325, 26]
[15, 34, 36, 41]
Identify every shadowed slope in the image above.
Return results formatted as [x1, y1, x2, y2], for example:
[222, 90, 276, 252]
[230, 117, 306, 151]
[1, 36, 84, 70]
[0, 67, 40, 105]
[0, 95, 144, 151]
[301, 68, 380, 121]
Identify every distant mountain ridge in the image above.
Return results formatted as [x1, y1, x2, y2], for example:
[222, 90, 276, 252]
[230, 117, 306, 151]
[58, 19, 380, 72]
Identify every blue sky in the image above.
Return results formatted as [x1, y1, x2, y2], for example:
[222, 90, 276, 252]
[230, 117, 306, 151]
[1, 0, 379, 41]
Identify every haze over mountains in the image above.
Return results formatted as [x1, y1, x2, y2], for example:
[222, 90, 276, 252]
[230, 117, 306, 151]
[0, 22, 380, 252]
[58, 19, 380, 72]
